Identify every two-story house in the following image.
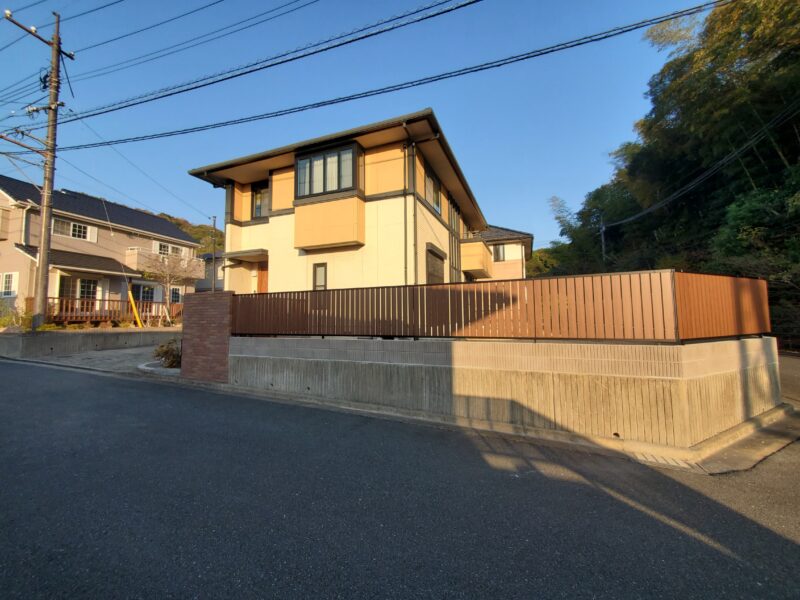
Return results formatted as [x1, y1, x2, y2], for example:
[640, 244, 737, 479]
[189, 109, 533, 293]
[472, 225, 533, 280]
[0, 174, 204, 319]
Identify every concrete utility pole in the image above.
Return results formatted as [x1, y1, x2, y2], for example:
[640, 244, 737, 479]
[211, 215, 217, 292]
[600, 214, 607, 265]
[3, 10, 75, 329]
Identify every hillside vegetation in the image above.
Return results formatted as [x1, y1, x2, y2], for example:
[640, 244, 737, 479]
[530, 0, 800, 343]
[158, 213, 223, 255]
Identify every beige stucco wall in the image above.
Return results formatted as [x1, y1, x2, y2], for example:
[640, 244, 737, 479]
[226, 195, 410, 293]
[271, 167, 294, 211]
[294, 196, 366, 250]
[365, 143, 405, 195]
[416, 200, 451, 283]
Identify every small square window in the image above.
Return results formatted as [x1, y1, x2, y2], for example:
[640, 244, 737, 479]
[492, 244, 505, 262]
[313, 263, 327, 291]
[71, 223, 88, 240]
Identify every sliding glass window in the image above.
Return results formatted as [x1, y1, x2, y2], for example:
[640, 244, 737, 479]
[296, 145, 356, 199]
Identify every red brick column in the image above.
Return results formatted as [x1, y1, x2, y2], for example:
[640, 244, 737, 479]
[181, 291, 233, 383]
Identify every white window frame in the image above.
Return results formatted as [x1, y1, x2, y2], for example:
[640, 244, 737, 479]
[154, 241, 186, 257]
[1, 272, 17, 297]
[52, 217, 96, 242]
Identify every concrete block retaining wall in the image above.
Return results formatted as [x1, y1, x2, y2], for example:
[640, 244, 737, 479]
[0, 329, 181, 359]
[229, 336, 781, 449]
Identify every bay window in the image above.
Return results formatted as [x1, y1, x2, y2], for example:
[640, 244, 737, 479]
[296, 145, 356, 199]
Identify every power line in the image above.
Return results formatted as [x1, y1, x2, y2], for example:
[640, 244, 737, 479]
[65, 0, 314, 81]
[604, 96, 800, 229]
[11, 0, 49, 14]
[36, 0, 486, 129]
[57, 154, 161, 214]
[0, 0, 316, 105]
[0, 0, 128, 54]
[75, 0, 227, 53]
[66, 109, 211, 219]
[8, 0, 735, 153]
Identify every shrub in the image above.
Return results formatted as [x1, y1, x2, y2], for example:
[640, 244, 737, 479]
[153, 338, 181, 368]
[35, 323, 64, 331]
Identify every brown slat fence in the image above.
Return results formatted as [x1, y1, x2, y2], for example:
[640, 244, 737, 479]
[230, 270, 769, 342]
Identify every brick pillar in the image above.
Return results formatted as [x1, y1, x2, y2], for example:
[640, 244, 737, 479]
[181, 291, 233, 383]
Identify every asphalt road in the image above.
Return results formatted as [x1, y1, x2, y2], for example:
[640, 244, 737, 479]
[1, 360, 798, 599]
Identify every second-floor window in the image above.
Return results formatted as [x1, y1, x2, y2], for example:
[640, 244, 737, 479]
[296, 146, 355, 199]
[53, 218, 91, 241]
[158, 242, 185, 257]
[425, 170, 441, 214]
[492, 244, 505, 262]
[252, 181, 268, 218]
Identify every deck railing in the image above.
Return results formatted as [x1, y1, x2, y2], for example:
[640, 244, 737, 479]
[45, 297, 184, 323]
[230, 270, 770, 342]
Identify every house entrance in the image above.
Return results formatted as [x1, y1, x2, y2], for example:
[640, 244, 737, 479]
[257, 261, 269, 293]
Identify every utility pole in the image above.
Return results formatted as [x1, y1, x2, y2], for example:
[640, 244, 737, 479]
[211, 215, 217, 292]
[600, 215, 607, 265]
[3, 10, 75, 329]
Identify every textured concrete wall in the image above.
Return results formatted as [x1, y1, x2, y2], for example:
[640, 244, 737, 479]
[229, 336, 781, 449]
[181, 292, 232, 383]
[780, 354, 800, 404]
[0, 329, 181, 358]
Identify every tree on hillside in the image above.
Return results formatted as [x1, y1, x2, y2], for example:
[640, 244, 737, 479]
[537, 0, 800, 338]
[158, 213, 223, 255]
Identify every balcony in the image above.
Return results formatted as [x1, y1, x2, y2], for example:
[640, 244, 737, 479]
[460, 239, 493, 279]
[294, 196, 365, 250]
[125, 247, 205, 279]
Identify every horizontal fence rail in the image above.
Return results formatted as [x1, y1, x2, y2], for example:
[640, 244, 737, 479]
[231, 270, 771, 342]
[45, 297, 183, 323]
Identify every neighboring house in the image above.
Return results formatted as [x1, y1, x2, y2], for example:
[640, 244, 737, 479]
[473, 225, 533, 280]
[195, 251, 224, 292]
[0, 174, 204, 318]
[190, 109, 533, 293]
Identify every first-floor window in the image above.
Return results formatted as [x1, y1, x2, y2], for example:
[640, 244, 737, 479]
[170, 288, 181, 304]
[79, 278, 98, 300]
[313, 263, 327, 291]
[131, 284, 155, 302]
[492, 244, 505, 262]
[1, 272, 15, 297]
[426, 250, 444, 284]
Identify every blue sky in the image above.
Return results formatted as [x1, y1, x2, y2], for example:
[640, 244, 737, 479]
[0, 0, 706, 247]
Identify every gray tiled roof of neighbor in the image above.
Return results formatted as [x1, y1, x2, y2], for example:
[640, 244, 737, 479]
[15, 245, 141, 277]
[474, 225, 533, 243]
[0, 174, 198, 245]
